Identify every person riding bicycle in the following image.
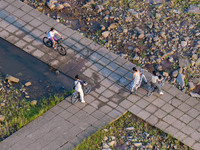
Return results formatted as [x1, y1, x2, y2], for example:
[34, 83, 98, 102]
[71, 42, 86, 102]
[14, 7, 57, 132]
[47, 27, 62, 49]
[130, 67, 141, 94]
[150, 71, 164, 95]
[74, 75, 86, 103]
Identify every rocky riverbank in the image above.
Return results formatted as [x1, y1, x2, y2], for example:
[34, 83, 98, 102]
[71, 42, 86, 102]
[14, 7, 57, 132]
[22, 0, 200, 97]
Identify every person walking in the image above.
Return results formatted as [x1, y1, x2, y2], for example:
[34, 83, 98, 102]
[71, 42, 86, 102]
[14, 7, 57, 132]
[130, 67, 141, 94]
[74, 75, 85, 103]
[151, 71, 164, 95]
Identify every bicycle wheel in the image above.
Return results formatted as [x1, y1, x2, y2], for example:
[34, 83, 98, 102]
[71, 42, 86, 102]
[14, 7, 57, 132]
[83, 84, 91, 95]
[43, 37, 52, 47]
[71, 92, 79, 104]
[57, 45, 66, 56]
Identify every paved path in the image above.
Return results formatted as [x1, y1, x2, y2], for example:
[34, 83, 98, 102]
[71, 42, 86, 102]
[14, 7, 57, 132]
[0, 0, 200, 150]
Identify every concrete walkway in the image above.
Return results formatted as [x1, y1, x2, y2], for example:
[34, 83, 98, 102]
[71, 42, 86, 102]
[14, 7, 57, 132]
[0, 0, 200, 150]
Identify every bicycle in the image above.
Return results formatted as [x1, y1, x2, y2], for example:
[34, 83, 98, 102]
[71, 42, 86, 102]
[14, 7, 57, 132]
[147, 76, 165, 97]
[43, 36, 66, 56]
[71, 81, 91, 104]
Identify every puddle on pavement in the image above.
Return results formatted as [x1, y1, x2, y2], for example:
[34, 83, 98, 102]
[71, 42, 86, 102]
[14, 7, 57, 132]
[0, 38, 74, 100]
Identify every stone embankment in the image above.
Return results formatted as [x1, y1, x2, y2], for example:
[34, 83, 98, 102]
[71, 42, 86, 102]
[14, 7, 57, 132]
[23, 0, 200, 98]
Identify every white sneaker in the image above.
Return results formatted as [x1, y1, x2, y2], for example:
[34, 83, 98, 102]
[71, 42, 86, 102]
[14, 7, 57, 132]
[160, 91, 164, 95]
[81, 101, 86, 103]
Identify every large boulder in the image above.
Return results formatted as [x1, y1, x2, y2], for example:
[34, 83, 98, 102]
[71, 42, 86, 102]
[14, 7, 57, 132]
[179, 57, 189, 68]
[55, 4, 64, 11]
[108, 23, 117, 30]
[46, 0, 58, 10]
[102, 31, 110, 38]
[6, 75, 19, 83]
[177, 73, 185, 88]
[63, 2, 71, 8]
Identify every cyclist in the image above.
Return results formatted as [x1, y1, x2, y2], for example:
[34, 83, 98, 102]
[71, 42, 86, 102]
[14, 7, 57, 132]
[74, 75, 86, 103]
[47, 27, 62, 49]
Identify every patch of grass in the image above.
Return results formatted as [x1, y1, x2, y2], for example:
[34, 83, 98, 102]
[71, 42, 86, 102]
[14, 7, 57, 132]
[0, 80, 69, 141]
[74, 112, 191, 150]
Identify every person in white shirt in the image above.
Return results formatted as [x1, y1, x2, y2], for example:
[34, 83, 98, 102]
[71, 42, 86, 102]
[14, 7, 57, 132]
[151, 71, 164, 95]
[47, 27, 62, 49]
[74, 75, 85, 103]
[130, 67, 141, 94]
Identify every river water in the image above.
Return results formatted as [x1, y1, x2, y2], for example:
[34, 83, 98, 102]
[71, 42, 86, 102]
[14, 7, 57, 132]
[0, 38, 74, 100]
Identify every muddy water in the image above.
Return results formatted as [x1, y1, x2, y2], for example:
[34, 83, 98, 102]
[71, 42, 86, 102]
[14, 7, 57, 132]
[0, 38, 74, 100]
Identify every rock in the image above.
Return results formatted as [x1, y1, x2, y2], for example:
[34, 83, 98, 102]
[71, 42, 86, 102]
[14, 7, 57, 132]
[25, 95, 30, 99]
[177, 73, 185, 88]
[192, 54, 198, 60]
[156, 65, 162, 71]
[134, 143, 142, 147]
[102, 31, 110, 38]
[55, 4, 64, 11]
[103, 129, 109, 132]
[103, 136, 108, 141]
[101, 25, 106, 31]
[190, 92, 200, 98]
[1, 103, 5, 107]
[156, 13, 161, 18]
[63, 2, 71, 8]
[145, 0, 165, 4]
[146, 144, 153, 149]
[6, 75, 19, 83]
[31, 100, 37, 106]
[173, 9, 181, 14]
[123, 28, 128, 34]
[108, 141, 116, 147]
[172, 70, 178, 77]
[188, 5, 200, 14]
[102, 143, 110, 149]
[25, 82, 31, 87]
[188, 82, 195, 91]
[160, 31, 166, 39]
[156, 58, 161, 64]
[125, 16, 132, 22]
[0, 115, 5, 121]
[196, 58, 200, 66]
[108, 23, 117, 30]
[97, 5, 104, 13]
[126, 127, 135, 130]
[163, 72, 169, 77]
[138, 33, 144, 39]
[168, 56, 174, 63]
[128, 46, 134, 51]
[109, 136, 116, 140]
[46, 0, 57, 10]
[179, 57, 189, 68]
[181, 41, 187, 48]
[133, 55, 140, 61]
[120, 53, 128, 58]
[128, 9, 139, 18]
[37, 6, 43, 12]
